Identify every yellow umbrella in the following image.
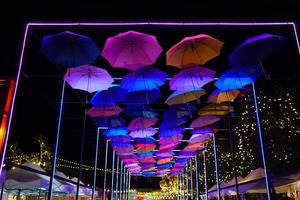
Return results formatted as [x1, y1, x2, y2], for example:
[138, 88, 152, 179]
[165, 88, 206, 105]
[198, 103, 234, 116]
[166, 34, 224, 68]
[207, 89, 240, 103]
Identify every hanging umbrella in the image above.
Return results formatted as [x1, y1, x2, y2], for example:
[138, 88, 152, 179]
[159, 128, 185, 138]
[159, 134, 183, 145]
[102, 30, 163, 70]
[87, 106, 122, 118]
[124, 105, 158, 118]
[134, 137, 156, 144]
[170, 66, 215, 91]
[166, 34, 223, 68]
[163, 104, 197, 119]
[109, 135, 132, 143]
[157, 163, 172, 169]
[113, 146, 134, 153]
[112, 142, 133, 148]
[155, 151, 174, 158]
[121, 67, 168, 92]
[136, 146, 156, 153]
[41, 31, 100, 67]
[136, 152, 154, 157]
[129, 128, 157, 138]
[191, 127, 217, 135]
[157, 158, 173, 165]
[123, 89, 161, 105]
[90, 86, 127, 106]
[128, 117, 158, 131]
[135, 143, 156, 149]
[140, 163, 155, 168]
[183, 142, 204, 151]
[190, 115, 221, 128]
[93, 115, 125, 127]
[165, 88, 206, 105]
[138, 157, 156, 163]
[103, 126, 129, 137]
[207, 89, 240, 103]
[159, 117, 189, 130]
[178, 151, 197, 158]
[159, 142, 180, 151]
[214, 65, 263, 90]
[198, 103, 234, 116]
[188, 134, 211, 144]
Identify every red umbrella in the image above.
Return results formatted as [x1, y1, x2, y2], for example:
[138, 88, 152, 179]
[190, 115, 221, 128]
[128, 117, 158, 131]
[87, 106, 122, 118]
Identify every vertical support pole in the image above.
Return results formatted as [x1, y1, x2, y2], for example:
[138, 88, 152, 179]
[115, 157, 120, 200]
[195, 156, 199, 200]
[0, 181, 4, 200]
[179, 173, 182, 200]
[119, 161, 123, 200]
[203, 147, 208, 200]
[48, 80, 65, 200]
[213, 134, 221, 200]
[125, 169, 129, 200]
[252, 82, 271, 200]
[103, 140, 109, 200]
[111, 150, 116, 200]
[186, 164, 189, 198]
[190, 159, 193, 199]
[128, 173, 131, 200]
[123, 165, 126, 200]
[92, 128, 100, 200]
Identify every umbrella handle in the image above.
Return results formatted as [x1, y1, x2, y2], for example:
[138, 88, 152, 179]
[257, 57, 271, 80]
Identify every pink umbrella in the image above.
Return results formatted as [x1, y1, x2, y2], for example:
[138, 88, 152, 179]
[134, 143, 156, 149]
[113, 146, 134, 153]
[87, 106, 122, 118]
[183, 142, 204, 151]
[128, 117, 158, 131]
[155, 151, 174, 158]
[190, 115, 221, 128]
[188, 133, 212, 144]
[159, 134, 183, 145]
[129, 128, 157, 138]
[102, 30, 163, 70]
[139, 157, 156, 163]
[159, 142, 180, 151]
[64, 65, 113, 93]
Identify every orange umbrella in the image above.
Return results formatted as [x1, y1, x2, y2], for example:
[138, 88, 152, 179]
[183, 142, 204, 151]
[207, 89, 240, 103]
[157, 157, 173, 165]
[135, 146, 156, 153]
[198, 103, 234, 116]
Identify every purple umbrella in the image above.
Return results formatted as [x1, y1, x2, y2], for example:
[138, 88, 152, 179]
[64, 65, 113, 93]
[123, 89, 161, 105]
[188, 133, 211, 144]
[90, 86, 128, 106]
[109, 135, 132, 143]
[128, 117, 158, 131]
[102, 30, 163, 70]
[155, 151, 174, 158]
[190, 115, 221, 128]
[159, 134, 183, 145]
[169, 66, 215, 91]
[159, 128, 185, 138]
[129, 128, 157, 138]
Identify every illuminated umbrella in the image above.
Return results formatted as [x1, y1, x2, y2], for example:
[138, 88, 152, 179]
[103, 126, 129, 137]
[109, 135, 132, 143]
[214, 65, 263, 90]
[170, 66, 216, 91]
[163, 104, 196, 119]
[138, 157, 156, 163]
[112, 142, 133, 148]
[136, 152, 154, 157]
[92, 115, 125, 127]
[124, 89, 161, 105]
[140, 163, 155, 168]
[188, 133, 211, 144]
[159, 117, 189, 130]
[121, 67, 168, 92]
[143, 171, 156, 177]
[134, 143, 156, 149]
[190, 116, 221, 128]
[134, 137, 156, 144]
[155, 151, 174, 158]
[87, 106, 122, 118]
[165, 88, 206, 105]
[198, 103, 234, 116]
[166, 34, 223, 68]
[113, 146, 134, 153]
[41, 31, 100, 67]
[128, 117, 158, 131]
[159, 142, 180, 151]
[159, 134, 183, 145]
[184, 142, 204, 151]
[157, 158, 173, 165]
[124, 105, 158, 118]
[102, 30, 163, 70]
[159, 128, 185, 138]
[90, 86, 127, 106]
[64, 65, 113, 93]
[191, 127, 217, 135]
[136, 146, 156, 153]
[208, 89, 240, 103]
[178, 151, 197, 158]
[129, 128, 157, 138]
[122, 158, 138, 163]
[157, 163, 172, 169]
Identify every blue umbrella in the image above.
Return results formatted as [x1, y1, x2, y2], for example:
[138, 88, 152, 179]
[159, 128, 185, 138]
[109, 135, 132, 143]
[163, 104, 196, 119]
[214, 65, 263, 90]
[111, 142, 134, 148]
[93, 115, 125, 127]
[159, 117, 189, 130]
[123, 89, 161, 105]
[157, 163, 172, 169]
[90, 86, 128, 106]
[103, 126, 129, 137]
[134, 137, 156, 144]
[136, 152, 154, 157]
[41, 31, 100, 67]
[124, 105, 158, 118]
[121, 67, 168, 92]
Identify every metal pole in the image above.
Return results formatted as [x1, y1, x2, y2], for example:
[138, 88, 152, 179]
[111, 150, 116, 200]
[190, 159, 193, 199]
[123, 165, 126, 200]
[213, 134, 221, 200]
[252, 82, 271, 200]
[177, 175, 180, 200]
[0, 181, 4, 200]
[92, 128, 100, 200]
[125, 169, 129, 200]
[186, 164, 189, 198]
[203, 147, 208, 200]
[48, 80, 65, 200]
[128, 173, 131, 200]
[103, 140, 109, 200]
[119, 161, 123, 200]
[179, 173, 182, 200]
[195, 156, 199, 200]
[115, 157, 120, 200]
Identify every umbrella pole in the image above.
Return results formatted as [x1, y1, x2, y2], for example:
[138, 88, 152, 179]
[186, 164, 189, 198]
[251, 82, 271, 200]
[179, 173, 182, 200]
[195, 156, 199, 200]
[92, 128, 100, 200]
[190, 159, 193, 199]
[48, 80, 65, 200]
[128, 174, 131, 200]
[103, 140, 109, 200]
[125, 169, 129, 200]
[123, 165, 126, 200]
[213, 134, 221, 200]
[111, 150, 116, 200]
[203, 146, 208, 200]
[115, 157, 120, 200]
[119, 161, 123, 200]
[0, 181, 4, 200]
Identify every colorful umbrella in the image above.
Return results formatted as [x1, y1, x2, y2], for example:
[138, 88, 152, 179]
[138, 157, 156, 163]
[124, 89, 161, 105]
[159, 117, 189, 130]
[155, 151, 174, 158]
[41, 31, 100, 67]
[124, 105, 158, 118]
[112, 142, 133, 148]
[190, 116, 221, 128]
[207, 89, 240, 103]
[121, 67, 168, 92]
[159, 128, 185, 138]
[183, 142, 204, 151]
[90, 86, 127, 106]
[169, 66, 215, 91]
[136, 152, 154, 157]
[159, 143, 180, 152]
[163, 104, 196, 119]
[113, 146, 134, 153]
[214, 65, 263, 90]
[103, 126, 129, 137]
[134, 137, 156, 144]
[157, 163, 172, 169]
[159, 134, 183, 145]
[165, 88, 206, 105]
[198, 103, 234, 116]
[102, 30, 163, 70]
[64, 65, 113, 93]
[157, 158, 173, 165]
[136, 146, 156, 153]
[188, 133, 211, 144]
[109, 135, 132, 143]
[93, 115, 125, 127]
[134, 143, 156, 149]
[129, 128, 157, 138]
[128, 117, 158, 131]
[166, 34, 223, 68]
[87, 106, 122, 118]
[191, 127, 217, 135]
[178, 151, 197, 158]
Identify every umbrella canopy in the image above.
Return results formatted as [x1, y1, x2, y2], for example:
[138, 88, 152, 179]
[159, 142, 180, 151]
[64, 65, 113, 93]
[189, 133, 211, 144]
[134, 137, 156, 144]
[112, 142, 134, 148]
[198, 103, 234, 116]
[41, 31, 100, 67]
[109, 135, 132, 143]
[166, 34, 223, 68]
[93, 115, 125, 127]
[159, 128, 185, 138]
[87, 106, 122, 118]
[191, 127, 217, 135]
[214, 65, 263, 90]
[229, 33, 286, 66]
[190, 115, 221, 128]
[159, 134, 183, 145]
[114, 146, 134, 153]
[124, 105, 158, 118]
[157, 163, 172, 169]
[208, 89, 240, 103]
[163, 104, 196, 119]
[159, 117, 189, 130]
[135, 143, 156, 149]
[103, 126, 129, 137]
[102, 30, 163, 70]
[157, 157, 173, 165]
[121, 67, 168, 91]
[155, 151, 174, 158]
[90, 86, 127, 106]
[124, 89, 161, 105]
[129, 128, 157, 138]
[184, 142, 204, 151]
[136, 146, 156, 153]
[165, 88, 206, 105]
[128, 117, 158, 131]
[136, 152, 154, 157]
[178, 151, 197, 158]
